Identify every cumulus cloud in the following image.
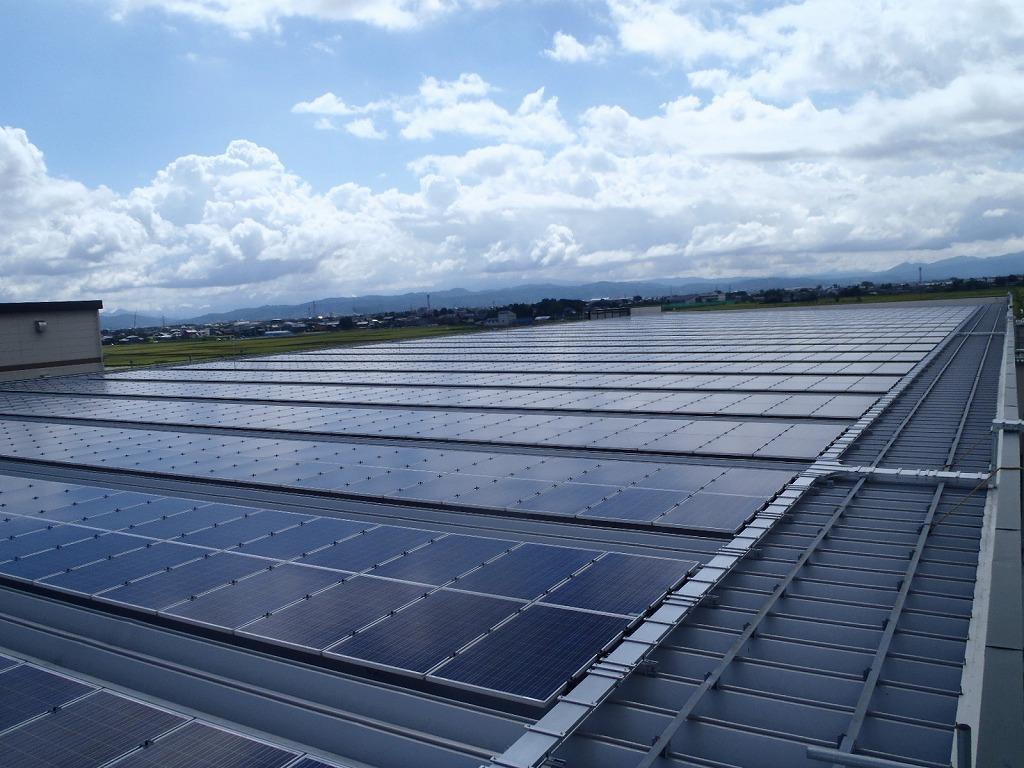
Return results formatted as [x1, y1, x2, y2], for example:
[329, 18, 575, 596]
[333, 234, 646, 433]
[4, 1, 1024, 311]
[606, 0, 1024, 101]
[345, 118, 387, 140]
[294, 74, 575, 145]
[545, 32, 613, 63]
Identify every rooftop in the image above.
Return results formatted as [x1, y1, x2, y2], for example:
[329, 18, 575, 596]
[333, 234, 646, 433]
[0, 298, 1018, 768]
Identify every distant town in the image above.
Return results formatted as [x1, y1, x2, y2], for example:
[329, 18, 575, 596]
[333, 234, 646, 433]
[101, 273, 1024, 345]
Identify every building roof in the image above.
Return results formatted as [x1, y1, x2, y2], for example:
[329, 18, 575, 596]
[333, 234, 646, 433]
[0, 299, 103, 314]
[0, 298, 1018, 768]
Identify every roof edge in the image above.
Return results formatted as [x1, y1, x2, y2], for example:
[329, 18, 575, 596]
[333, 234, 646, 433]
[0, 300, 103, 314]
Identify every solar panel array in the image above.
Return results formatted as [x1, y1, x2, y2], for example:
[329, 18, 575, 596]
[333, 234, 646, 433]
[0, 652, 345, 768]
[0, 304, 975, 720]
[0, 421, 793, 533]
[0, 474, 694, 703]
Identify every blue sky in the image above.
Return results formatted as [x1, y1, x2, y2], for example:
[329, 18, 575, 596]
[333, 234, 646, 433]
[2, 1, 666, 193]
[1, 1, 1022, 313]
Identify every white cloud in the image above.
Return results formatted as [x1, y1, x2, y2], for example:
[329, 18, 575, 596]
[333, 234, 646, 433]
[294, 74, 575, 145]
[4, 2, 1024, 311]
[605, 0, 1024, 102]
[293, 92, 367, 117]
[346, 118, 387, 140]
[545, 32, 613, 63]
[108, 0, 492, 34]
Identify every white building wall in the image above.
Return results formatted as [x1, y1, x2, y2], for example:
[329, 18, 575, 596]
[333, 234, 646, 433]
[0, 303, 103, 381]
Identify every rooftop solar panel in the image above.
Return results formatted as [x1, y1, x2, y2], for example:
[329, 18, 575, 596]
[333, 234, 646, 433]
[540, 553, 694, 615]
[451, 543, 596, 600]
[369, 535, 513, 585]
[40, 542, 201, 595]
[0, 532, 143, 581]
[328, 589, 521, 673]
[165, 563, 343, 629]
[239, 576, 427, 650]
[298, 526, 435, 572]
[100, 552, 271, 611]
[0, 665, 94, 731]
[104, 722, 297, 768]
[0, 691, 185, 768]
[431, 605, 628, 703]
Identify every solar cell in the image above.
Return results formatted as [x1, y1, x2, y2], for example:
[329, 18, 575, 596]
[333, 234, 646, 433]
[513, 482, 618, 516]
[453, 478, 554, 509]
[105, 722, 296, 768]
[126, 504, 250, 539]
[299, 526, 435, 572]
[432, 605, 628, 703]
[241, 576, 426, 650]
[0, 691, 185, 768]
[370, 535, 513, 585]
[177, 513, 299, 549]
[329, 589, 520, 673]
[233, 517, 365, 559]
[541, 553, 694, 615]
[452, 544, 596, 600]
[0, 525, 96, 563]
[40, 542, 200, 595]
[101, 553, 271, 610]
[582, 488, 686, 522]
[0, 665, 93, 731]
[0, 532, 143, 581]
[659, 492, 766, 533]
[0, 515, 53, 538]
[704, 467, 793, 496]
[165, 563, 343, 629]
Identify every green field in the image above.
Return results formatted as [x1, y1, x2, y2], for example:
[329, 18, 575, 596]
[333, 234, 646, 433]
[666, 286, 1019, 313]
[103, 325, 476, 368]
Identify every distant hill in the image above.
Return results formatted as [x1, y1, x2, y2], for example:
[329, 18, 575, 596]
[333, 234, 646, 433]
[102, 251, 1024, 328]
[99, 310, 168, 331]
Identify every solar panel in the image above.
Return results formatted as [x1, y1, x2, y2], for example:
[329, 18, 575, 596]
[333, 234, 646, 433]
[431, 605, 628, 703]
[104, 721, 296, 768]
[0, 515, 53, 538]
[512, 482, 617, 516]
[233, 517, 365, 559]
[0, 665, 94, 731]
[126, 505, 250, 539]
[165, 563, 343, 629]
[658, 491, 766, 533]
[0, 691, 185, 768]
[176, 512, 300, 549]
[370, 535, 513, 585]
[452, 544, 596, 600]
[329, 589, 520, 673]
[298, 526, 435, 572]
[0, 532, 143, 581]
[582, 487, 686, 522]
[0, 525, 96, 563]
[40, 542, 200, 595]
[541, 553, 694, 615]
[241, 576, 426, 650]
[101, 553, 272, 611]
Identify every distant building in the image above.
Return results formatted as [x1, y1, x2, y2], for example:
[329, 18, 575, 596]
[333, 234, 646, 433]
[0, 300, 103, 382]
[588, 307, 630, 320]
[630, 305, 663, 316]
[483, 310, 517, 327]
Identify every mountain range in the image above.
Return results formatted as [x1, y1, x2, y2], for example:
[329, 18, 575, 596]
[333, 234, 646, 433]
[100, 251, 1024, 330]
